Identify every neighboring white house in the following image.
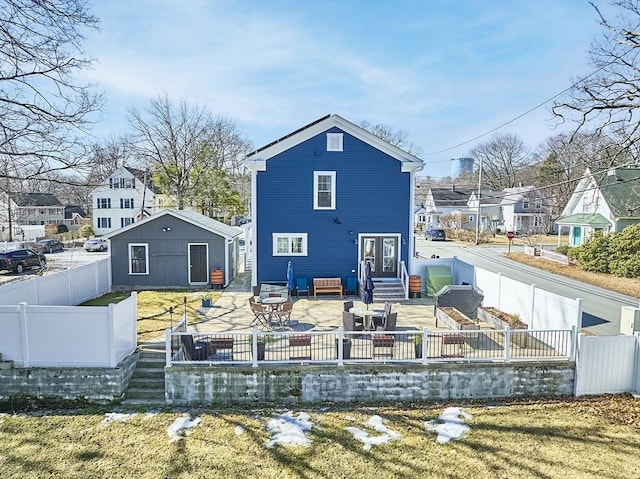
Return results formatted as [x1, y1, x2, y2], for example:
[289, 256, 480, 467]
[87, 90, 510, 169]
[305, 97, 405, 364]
[501, 186, 551, 234]
[91, 166, 158, 236]
[556, 167, 640, 246]
[0, 192, 64, 240]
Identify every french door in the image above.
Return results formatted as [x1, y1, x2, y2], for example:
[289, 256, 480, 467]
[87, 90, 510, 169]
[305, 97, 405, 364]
[361, 236, 398, 278]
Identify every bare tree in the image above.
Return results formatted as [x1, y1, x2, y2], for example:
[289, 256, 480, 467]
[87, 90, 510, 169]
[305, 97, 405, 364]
[0, 0, 104, 182]
[359, 121, 424, 156]
[468, 133, 531, 189]
[553, 1, 640, 158]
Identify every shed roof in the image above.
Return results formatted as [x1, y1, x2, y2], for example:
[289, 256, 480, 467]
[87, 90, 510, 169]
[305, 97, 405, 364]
[104, 209, 242, 240]
[591, 168, 640, 218]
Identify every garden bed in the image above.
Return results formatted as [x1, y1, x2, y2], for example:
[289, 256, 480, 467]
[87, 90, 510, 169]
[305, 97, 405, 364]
[435, 307, 480, 331]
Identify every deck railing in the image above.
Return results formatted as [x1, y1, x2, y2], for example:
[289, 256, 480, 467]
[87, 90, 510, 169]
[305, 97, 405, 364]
[166, 327, 577, 367]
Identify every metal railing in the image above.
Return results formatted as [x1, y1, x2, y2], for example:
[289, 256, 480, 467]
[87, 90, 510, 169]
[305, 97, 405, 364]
[166, 326, 577, 367]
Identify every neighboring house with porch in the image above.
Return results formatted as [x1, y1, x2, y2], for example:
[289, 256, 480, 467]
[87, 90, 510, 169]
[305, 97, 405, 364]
[501, 186, 551, 234]
[91, 166, 158, 236]
[104, 209, 242, 290]
[244, 114, 424, 298]
[556, 167, 640, 246]
[422, 186, 474, 228]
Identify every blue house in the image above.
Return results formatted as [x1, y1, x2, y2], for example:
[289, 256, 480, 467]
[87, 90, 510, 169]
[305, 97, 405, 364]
[245, 114, 424, 298]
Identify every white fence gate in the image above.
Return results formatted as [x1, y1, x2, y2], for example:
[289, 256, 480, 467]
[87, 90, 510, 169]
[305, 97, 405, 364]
[575, 334, 640, 396]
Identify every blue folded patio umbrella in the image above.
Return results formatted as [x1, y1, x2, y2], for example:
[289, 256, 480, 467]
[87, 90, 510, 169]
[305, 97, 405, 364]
[286, 261, 294, 296]
[361, 261, 375, 309]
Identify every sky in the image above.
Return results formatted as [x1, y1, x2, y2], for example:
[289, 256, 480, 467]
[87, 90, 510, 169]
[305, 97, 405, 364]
[81, 0, 614, 180]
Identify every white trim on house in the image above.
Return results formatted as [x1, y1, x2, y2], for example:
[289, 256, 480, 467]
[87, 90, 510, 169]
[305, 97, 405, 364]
[128, 243, 149, 275]
[244, 114, 424, 173]
[313, 171, 336, 210]
[326, 133, 343, 151]
[272, 233, 308, 256]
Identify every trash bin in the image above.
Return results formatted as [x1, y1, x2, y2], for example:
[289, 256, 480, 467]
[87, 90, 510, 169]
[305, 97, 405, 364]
[336, 338, 352, 360]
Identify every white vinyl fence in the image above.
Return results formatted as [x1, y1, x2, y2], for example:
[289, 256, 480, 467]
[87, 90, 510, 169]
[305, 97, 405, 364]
[475, 268, 582, 331]
[0, 293, 137, 368]
[0, 258, 111, 306]
[575, 334, 640, 396]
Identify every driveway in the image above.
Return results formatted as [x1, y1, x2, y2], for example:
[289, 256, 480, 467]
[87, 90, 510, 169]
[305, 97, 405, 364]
[417, 238, 638, 336]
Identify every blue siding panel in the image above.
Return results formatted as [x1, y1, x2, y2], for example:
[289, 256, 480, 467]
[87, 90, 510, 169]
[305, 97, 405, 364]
[256, 127, 411, 283]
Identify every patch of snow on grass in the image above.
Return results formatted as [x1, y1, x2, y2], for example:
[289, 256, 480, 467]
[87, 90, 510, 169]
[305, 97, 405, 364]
[235, 425, 245, 435]
[425, 407, 472, 444]
[167, 415, 202, 443]
[99, 412, 138, 428]
[346, 415, 402, 451]
[265, 411, 313, 448]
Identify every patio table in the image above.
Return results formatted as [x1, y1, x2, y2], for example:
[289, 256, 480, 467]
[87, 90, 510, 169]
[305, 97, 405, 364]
[350, 307, 385, 331]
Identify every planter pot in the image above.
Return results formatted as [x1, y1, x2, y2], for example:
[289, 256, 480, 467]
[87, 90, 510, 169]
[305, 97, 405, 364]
[414, 343, 423, 359]
[201, 298, 212, 308]
[336, 338, 352, 360]
[256, 343, 266, 361]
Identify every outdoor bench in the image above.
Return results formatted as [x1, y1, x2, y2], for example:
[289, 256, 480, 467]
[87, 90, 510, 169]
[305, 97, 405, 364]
[313, 277, 343, 298]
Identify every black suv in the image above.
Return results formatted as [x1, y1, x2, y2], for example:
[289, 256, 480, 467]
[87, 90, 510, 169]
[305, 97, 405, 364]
[425, 228, 446, 241]
[0, 249, 47, 273]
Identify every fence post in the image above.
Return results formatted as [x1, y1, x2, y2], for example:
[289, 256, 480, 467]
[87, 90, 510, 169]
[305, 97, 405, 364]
[505, 326, 511, 362]
[337, 327, 344, 366]
[570, 325, 578, 362]
[421, 327, 428, 365]
[496, 272, 502, 311]
[252, 328, 258, 368]
[165, 328, 172, 367]
[529, 284, 536, 330]
[19, 302, 29, 368]
[107, 303, 116, 367]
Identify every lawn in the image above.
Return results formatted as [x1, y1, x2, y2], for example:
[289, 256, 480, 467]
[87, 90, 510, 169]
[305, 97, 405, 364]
[1, 395, 639, 479]
[81, 290, 222, 342]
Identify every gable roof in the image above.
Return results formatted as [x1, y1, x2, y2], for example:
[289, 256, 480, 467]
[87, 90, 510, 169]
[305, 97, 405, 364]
[104, 209, 241, 240]
[428, 187, 475, 208]
[245, 114, 424, 173]
[500, 186, 539, 205]
[591, 168, 640, 218]
[64, 205, 87, 219]
[11, 192, 62, 207]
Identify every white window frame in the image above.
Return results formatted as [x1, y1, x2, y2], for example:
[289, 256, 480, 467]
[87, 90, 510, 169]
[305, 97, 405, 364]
[326, 133, 343, 151]
[120, 198, 135, 209]
[97, 217, 111, 228]
[313, 171, 336, 210]
[97, 198, 111, 209]
[129, 243, 149, 275]
[121, 217, 134, 227]
[272, 233, 308, 256]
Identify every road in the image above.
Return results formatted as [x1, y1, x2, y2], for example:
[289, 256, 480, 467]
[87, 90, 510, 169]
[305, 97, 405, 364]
[416, 238, 639, 336]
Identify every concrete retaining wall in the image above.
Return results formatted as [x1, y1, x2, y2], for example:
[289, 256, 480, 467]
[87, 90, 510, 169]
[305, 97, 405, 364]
[0, 353, 138, 402]
[165, 362, 575, 406]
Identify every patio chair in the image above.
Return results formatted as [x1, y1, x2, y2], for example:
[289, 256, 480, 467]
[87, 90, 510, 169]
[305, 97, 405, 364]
[181, 334, 215, 361]
[296, 277, 310, 297]
[343, 300, 354, 312]
[274, 301, 293, 327]
[250, 299, 270, 329]
[343, 300, 364, 326]
[372, 333, 395, 359]
[342, 311, 363, 332]
[346, 276, 358, 296]
[289, 334, 312, 361]
[377, 312, 397, 332]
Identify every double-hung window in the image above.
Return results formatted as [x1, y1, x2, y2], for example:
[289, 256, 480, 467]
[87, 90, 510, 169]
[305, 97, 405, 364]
[97, 217, 111, 228]
[97, 198, 111, 209]
[120, 198, 135, 209]
[314, 171, 336, 210]
[273, 233, 307, 256]
[129, 243, 148, 274]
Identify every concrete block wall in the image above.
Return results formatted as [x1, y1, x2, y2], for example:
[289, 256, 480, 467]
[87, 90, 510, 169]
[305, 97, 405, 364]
[0, 353, 138, 402]
[165, 362, 575, 406]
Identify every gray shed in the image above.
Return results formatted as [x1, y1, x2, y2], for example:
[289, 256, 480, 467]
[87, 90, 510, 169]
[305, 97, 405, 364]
[104, 209, 242, 290]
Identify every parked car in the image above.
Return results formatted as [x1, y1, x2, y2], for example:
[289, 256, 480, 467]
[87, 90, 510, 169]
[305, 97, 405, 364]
[35, 239, 64, 254]
[0, 249, 47, 273]
[425, 228, 446, 241]
[84, 238, 108, 252]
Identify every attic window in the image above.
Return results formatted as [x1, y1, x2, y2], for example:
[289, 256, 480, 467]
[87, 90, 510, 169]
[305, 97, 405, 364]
[327, 133, 343, 152]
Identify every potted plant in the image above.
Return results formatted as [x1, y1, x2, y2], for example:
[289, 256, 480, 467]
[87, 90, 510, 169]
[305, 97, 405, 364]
[413, 334, 424, 359]
[255, 335, 275, 360]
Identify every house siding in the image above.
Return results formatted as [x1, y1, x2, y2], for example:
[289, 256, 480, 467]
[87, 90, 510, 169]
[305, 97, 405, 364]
[256, 127, 411, 283]
[110, 215, 227, 288]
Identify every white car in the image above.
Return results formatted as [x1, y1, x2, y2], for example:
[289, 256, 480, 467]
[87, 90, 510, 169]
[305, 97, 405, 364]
[84, 238, 108, 252]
